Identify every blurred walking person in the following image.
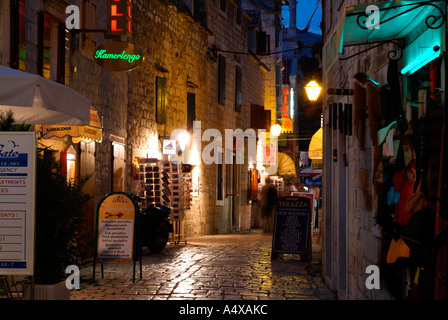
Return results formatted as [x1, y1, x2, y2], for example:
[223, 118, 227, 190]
[260, 176, 277, 234]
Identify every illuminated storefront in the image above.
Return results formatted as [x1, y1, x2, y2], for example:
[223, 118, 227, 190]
[322, 0, 447, 299]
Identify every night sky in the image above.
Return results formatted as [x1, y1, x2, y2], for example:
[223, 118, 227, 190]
[282, 0, 322, 35]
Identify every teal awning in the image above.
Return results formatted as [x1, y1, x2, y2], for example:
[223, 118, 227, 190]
[323, 0, 445, 74]
[342, 0, 444, 47]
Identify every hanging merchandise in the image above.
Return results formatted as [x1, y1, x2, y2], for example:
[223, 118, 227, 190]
[138, 159, 193, 216]
[405, 191, 430, 216]
[393, 167, 416, 226]
[383, 126, 397, 158]
[401, 207, 434, 256]
[373, 121, 398, 196]
[387, 238, 411, 264]
[138, 159, 195, 245]
[374, 117, 419, 233]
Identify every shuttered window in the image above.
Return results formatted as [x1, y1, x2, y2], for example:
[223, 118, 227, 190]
[218, 55, 226, 105]
[220, 0, 226, 12]
[250, 104, 268, 131]
[38, 12, 69, 84]
[10, 0, 26, 71]
[256, 31, 270, 55]
[235, 66, 242, 112]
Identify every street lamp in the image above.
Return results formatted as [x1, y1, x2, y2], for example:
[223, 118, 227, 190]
[270, 123, 282, 137]
[305, 80, 322, 102]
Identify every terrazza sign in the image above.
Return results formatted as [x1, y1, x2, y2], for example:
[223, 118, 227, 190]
[94, 41, 143, 72]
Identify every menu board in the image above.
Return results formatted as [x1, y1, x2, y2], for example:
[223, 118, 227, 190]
[95, 193, 138, 264]
[0, 132, 36, 275]
[271, 195, 312, 261]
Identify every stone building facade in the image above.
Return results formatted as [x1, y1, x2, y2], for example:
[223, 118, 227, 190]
[1, 0, 283, 246]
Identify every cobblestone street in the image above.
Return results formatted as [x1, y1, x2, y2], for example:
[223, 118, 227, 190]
[71, 232, 335, 301]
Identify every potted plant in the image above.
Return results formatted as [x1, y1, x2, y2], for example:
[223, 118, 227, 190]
[1, 110, 90, 299]
[27, 151, 90, 299]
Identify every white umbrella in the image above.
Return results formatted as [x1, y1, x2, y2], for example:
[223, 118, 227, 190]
[0, 65, 90, 125]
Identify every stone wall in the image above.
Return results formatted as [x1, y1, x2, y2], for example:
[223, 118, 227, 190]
[126, 0, 269, 237]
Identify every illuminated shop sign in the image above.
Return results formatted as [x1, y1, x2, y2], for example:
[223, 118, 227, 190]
[281, 87, 294, 134]
[107, 0, 133, 38]
[94, 41, 143, 72]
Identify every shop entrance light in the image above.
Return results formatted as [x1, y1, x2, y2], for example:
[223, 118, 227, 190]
[177, 131, 190, 151]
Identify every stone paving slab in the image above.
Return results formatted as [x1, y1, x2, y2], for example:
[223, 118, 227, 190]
[70, 233, 336, 301]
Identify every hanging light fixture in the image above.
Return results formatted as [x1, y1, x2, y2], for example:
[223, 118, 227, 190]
[305, 80, 322, 102]
[270, 123, 282, 137]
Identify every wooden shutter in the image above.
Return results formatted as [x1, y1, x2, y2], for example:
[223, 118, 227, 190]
[83, 0, 96, 53]
[250, 104, 268, 131]
[235, 66, 242, 112]
[256, 32, 270, 55]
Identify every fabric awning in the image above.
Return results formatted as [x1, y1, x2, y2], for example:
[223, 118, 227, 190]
[41, 107, 102, 143]
[278, 152, 296, 177]
[309, 128, 323, 160]
[0, 65, 90, 125]
[299, 167, 322, 177]
[323, 0, 445, 74]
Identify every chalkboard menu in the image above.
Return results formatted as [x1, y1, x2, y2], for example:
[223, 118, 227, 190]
[271, 195, 313, 261]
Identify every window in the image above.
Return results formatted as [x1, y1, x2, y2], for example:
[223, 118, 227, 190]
[10, 0, 26, 71]
[217, 163, 223, 200]
[111, 142, 125, 192]
[256, 31, 270, 55]
[250, 104, 269, 130]
[218, 55, 226, 105]
[236, 0, 242, 25]
[235, 66, 242, 112]
[217, 154, 224, 205]
[220, 0, 226, 12]
[193, 0, 207, 24]
[248, 29, 270, 55]
[83, 0, 97, 53]
[156, 77, 167, 124]
[187, 93, 196, 132]
[247, 27, 256, 53]
[38, 12, 70, 84]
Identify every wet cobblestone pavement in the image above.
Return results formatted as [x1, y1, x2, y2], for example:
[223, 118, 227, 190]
[71, 232, 336, 301]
